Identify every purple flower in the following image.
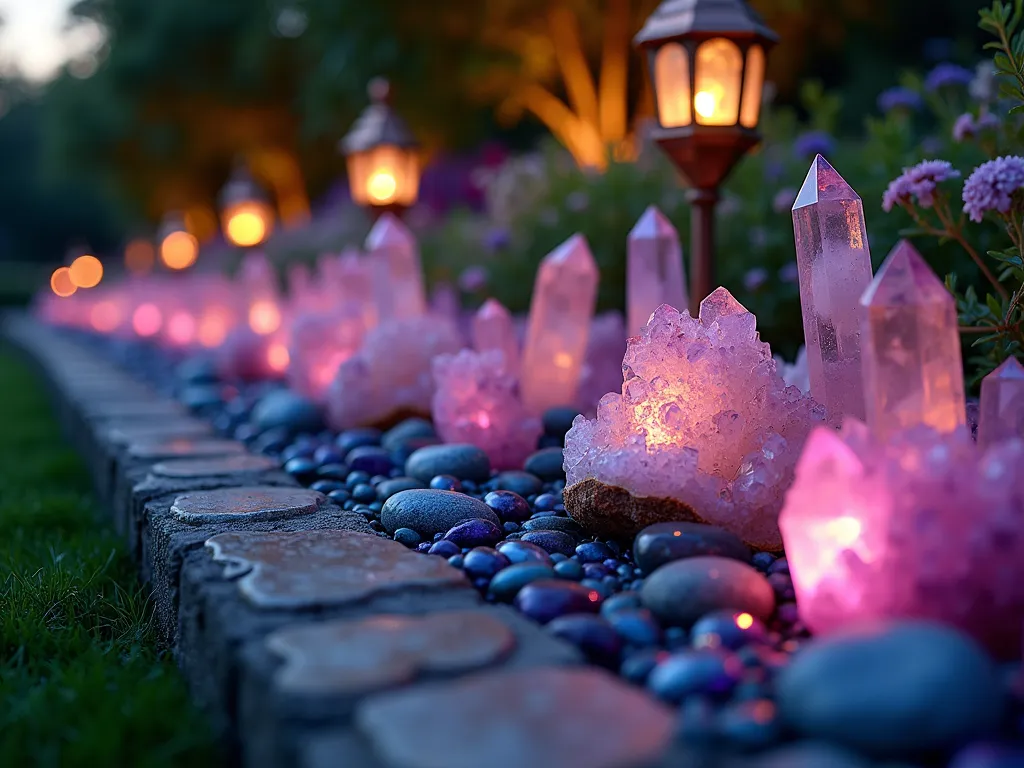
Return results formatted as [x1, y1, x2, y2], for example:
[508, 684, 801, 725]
[566, 191, 589, 213]
[458, 265, 489, 293]
[953, 113, 977, 142]
[772, 188, 797, 214]
[878, 87, 923, 113]
[924, 63, 974, 93]
[882, 160, 961, 212]
[743, 267, 769, 292]
[962, 155, 1024, 222]
[793, 131, 836, 160]
[778, 262, 799, 284]
[484, 228, 511, 252]
[977, 112, 1001, 131]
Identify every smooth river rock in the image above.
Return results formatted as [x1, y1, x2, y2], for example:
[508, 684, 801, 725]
[252, 389, 324, 435]
[405, 444, 492, 483]
[523, 447, 565, 481]
[381, 489, 499, 537]
[640, 556, 774, 627]
[633, 521, 752, 574]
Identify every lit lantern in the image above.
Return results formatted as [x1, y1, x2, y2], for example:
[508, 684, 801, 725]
[220, 165, 275, 247]
[158, 214, 200, 270]
[635, 0, 778, 311]
[340, 79, 421, 216]
[69, 253, 104, 289]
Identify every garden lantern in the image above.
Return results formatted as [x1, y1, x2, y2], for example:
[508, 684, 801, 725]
[340, 78, 421, 217]
[635, 0, 778, 312]
[219, 165, 275, 248]
[158, 213, 200, 271]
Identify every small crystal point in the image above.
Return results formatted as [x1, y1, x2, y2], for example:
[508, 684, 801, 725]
[699, 287, 748, 325]
[978, 356, 1024, 447]
[365, 213, 427, 321]
[627, 206, 687, 334]
[520, 234, 599, 414]
[472, 298, 520, 374]
[792, 155, 874, 427]
[861, 240, 965, 441]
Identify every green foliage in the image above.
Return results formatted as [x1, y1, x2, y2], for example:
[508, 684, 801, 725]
[0, 352, 218, 767]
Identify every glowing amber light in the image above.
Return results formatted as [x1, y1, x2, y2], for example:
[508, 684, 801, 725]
[160, 231, 199, 270]
[367, 170, 398, 204]
[90, 301, 122, 332]
[654, 43, 691, 128]
[125, 239, 156, 275]
[693, 38, 742, 126]
[69, 255, 103, 288]
[694, 91, 718, 119]
[132, 303, 163, 337]
[735, 612, 754, 630]
[166, 311, 197, 345]
[248, 300, 282, 335]
[50, 267, 77, 297]
[348, 145, 419, 208]
[267, 342, 290, 372]
[224, 202, 272, 247]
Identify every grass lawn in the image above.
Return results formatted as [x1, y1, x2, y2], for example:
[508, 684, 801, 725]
[0, 348, 219, 767]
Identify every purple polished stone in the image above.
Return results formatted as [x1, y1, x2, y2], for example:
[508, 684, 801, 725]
[444, 518, 503, 548]
[520, 530, 576, 556]
[547, 614, 623, 668]
[428, 540, 461, 557]
[483, 490, 532, 522]
[346, 445, 394, 476]
[514, 579, 603, 624]
[495, 540, 553, 566]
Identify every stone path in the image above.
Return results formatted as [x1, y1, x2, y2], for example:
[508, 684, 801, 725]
[0, 315, 695, 768]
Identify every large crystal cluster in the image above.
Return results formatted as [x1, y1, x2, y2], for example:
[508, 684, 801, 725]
[780, 420, 1024, 658]
[326, 316, 462, 429]
[431, 350, 542, 469]
[564, 290, 825, 550]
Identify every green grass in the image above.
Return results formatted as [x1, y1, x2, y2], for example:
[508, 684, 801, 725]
[0, 349, 219, 767]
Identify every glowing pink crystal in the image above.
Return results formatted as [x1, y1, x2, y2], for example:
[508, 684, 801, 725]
[792, 155, 874, 425]
[564, 291, 825, 550]
[627, 206, 687, 333]
[471, 299, 519, 374]
[520, 234, 599, 414]
[978, 357, 1024, 447]
[430, 282, 460, 323]
[336, 249, 379, 330]
[287, 307, 367, 401]
[431, 350, 542, 469]
[365, 213, 427, 321]
[780, 420, 1024, 658]
[326, 316, 462, 429]
[577, 312, 627, 414]
[861, 240, 965, 442]
[240, 252, 284, 337]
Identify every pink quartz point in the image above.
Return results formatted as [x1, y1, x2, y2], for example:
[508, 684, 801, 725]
[472, 298, 520, 375]
[860, 240, 966, 442]
[365, 213, 427, 321]
[430, 281, 460, 323]
[792, 155, 874, 426]
[627, 206, 687, 334]
[520, 234, 599, 414]
[978, 356, 1024, 447]
[337, 249, 379, 330]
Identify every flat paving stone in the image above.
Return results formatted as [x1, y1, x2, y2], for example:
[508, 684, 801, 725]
[172, 487, 325, 525]
[127, 437, 246, 461]
[152, 454, 280, 478]
[267, 611, 515, 696]
[356, 667, 675, 768]
[207, 530, 469, 609]
[81, 400, 186, 419]
[105, 421, 215, 445]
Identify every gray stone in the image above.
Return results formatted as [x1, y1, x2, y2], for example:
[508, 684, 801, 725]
[81, 400, 186, 419]
[728, 741, 873, 768]
[520, 517, 583, 536]
[375, 476, 426, 501]
[634, 522, 752, 574]
[523, 447, 565, 480]
[267, 611, 515, 696]
[152, 454, 280, 478]
[640, 556, 774, 626]
[776, 621, 1005, 758]
[207, 530, 469, 609]
[380, 489, 499, 537]
[542, 407, 579, 438]
[491, 470, 543, 497]
[127, 437, 246, 461]
[405, 444, 491, 483]
[105, 421, 215, 445]
[381, 418, 436, 452]
[171, 487, 325, 525]
[252, 390, 324, 434]
[356, 667, 674, 768]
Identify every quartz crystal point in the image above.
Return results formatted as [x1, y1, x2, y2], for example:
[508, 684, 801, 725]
[792, 155, 874, 425]
[563, 292, 825, 549]
[577, 312, 627, 414]
[336, 250, 379, 330]
[326, 316, 462, 429]
[978, 356, 1024, 447]
[471, 299, 519, 374]
[365, 213, 427, 321]
[432, 349, 542, 469]
[861, 240, 965, 442]
[430, 282, 460, 323]
[774, 346, 810, 393]
[520, 234, 599, 414]
[287, 307, 367, 402]
[780, 419, 1024, 658]
[627, 206, 687, 334]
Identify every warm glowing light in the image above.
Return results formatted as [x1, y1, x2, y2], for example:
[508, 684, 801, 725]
[267, 342, 290, 372]
[197, 313, 229, 348]
[654, 43, 691, 128]
[90, 301, 122, 332]
[822, 515, 862, 547]
[132, 303, 163, 337]
[160, 230, 199, 270]
[367, 170, 398, 203]
[248, 300, 282, 335]
[50, 267, 77, 297]
[694, 38, 742, 126]
[735, 612, 754, 630]
[472, 411, 492, 429]
[587, 590, 601, 603]
[167, 311, 196, 345]
[69, 255, 103, 288]
[125, 239, 156, 275]
[694, 90, 718, 119]
[225, 203, 271, 247]
[554, 353, 574, 369]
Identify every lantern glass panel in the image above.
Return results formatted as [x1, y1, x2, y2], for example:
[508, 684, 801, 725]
[654, 42, 691, 128]
[694, 38, 743, 126]
[740, 45, 765, 128]
[347, 145, 420, 207]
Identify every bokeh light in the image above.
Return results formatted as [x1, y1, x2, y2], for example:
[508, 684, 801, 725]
[166, 310, 197, 345]
[248, 300, 282, 335]
[224, 201, 272, 247]
[69, 254, 103, 288]
[267, 342, 290, 372]
[125, 239, 156, 275]
[160, 230, 200, 270]
[50, 267, 77, 297]
[197, 312, 230, 348]
[89, 301, 122, 332]
[132, 303, 163, 337]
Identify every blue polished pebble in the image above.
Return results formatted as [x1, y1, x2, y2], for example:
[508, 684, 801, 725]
[282, 443, 314, 462]
[751, 551, 776, 572]
[488, 562, 556, 602]
[549, 552, 568, 563]
[393, 528, 422, 547]
[351, 483, 377, 504]
[444, 518, 503, 548]
[767, 557, 789, 575]
[430, 474, 462, 491]
[427, 540, 460, 557]
[579, 578, 614, 599]
[647, 649, 741, 703]
[620, 649, 668, 686]
[283, 457, 318, 483]
[346, 446, 393, 476]
[575, 541, 614, 563]
[600, 592, 643, 617]
[582, 563, 612, 580]
[462, 547, 511, 580]
[553, 559, 584, 580]
[346, 470, 372, 487]
[547, 614, 623, 668]
[310, 480, 344, 494]
[313, 445, 344, 466]
[327, 489, 351, 505]
[514, 580, 602, 624]
[533, 493, 560, 511]
[495, 540, 552, 566]
[483, 490, 531, 522]
[607, 608, 664, 648]
[502, 521, 520, 534]
[335, 427, 382, 453]
[520, 530, 576, 556]
[691, 609, 769, 651]
[447, 554, 464, 569]
[316, 463, 351, 481]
